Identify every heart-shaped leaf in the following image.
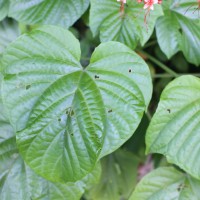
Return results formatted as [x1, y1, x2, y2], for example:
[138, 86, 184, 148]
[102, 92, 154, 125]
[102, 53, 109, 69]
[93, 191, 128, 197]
[129, 167, 200, 200]
[1, 25, 152, 182]
[146, 75, 200, 180]
[8, 0, 89, 27]
[89, 0, 163, 49]
[0, 83, 101, 200]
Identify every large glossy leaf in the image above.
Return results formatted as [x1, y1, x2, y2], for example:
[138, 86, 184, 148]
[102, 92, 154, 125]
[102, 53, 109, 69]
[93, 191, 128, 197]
[156, 0, 200, 65]
[1, 26, 152, 182]
[129, 167, 200, 200]
[146, 75, 200, 180]
[0, 0, 9, 21]
[90, 0, 163, 49]
[0, 18, 20, 54]
[0, 111, 100, 200]
[87, 42, 152, 157]
[0, 77, 101, 199]
[8, 0, 89, 27]
[85, 149, 140, 200]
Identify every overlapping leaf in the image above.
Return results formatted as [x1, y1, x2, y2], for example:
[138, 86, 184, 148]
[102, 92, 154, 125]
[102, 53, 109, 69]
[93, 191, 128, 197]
[156, 0, 200, 65]
[4, 0, 89, 27]
[146, 75, 200, 180]
[0, 120, 100, 200]
[1, 26, 152, 182]
[0, 78, 100, 199]
[90, 0, 163, 49]
[171, 0, 200, 20]
[129, 167, 200, 200]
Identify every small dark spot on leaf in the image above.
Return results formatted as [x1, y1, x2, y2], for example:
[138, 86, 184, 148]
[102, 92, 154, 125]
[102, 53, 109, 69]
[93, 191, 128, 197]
[70, 133, 74, 136]
[179, 28, 183, 34]
[95, 75, 99, 79]
[66, 108, 74, 116]
[70, 109, 74, 116]
[25, 85, 31, 90]
[108, 109, 112, 113]
[129, 69, 132, 73]
[177, 183, 185, 192]
[58, 118, 61, 122]
[167, 109, 171, 113]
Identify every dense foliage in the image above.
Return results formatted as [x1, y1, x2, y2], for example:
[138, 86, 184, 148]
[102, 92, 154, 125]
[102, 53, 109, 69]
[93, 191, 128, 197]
[0, 0, 200, 199]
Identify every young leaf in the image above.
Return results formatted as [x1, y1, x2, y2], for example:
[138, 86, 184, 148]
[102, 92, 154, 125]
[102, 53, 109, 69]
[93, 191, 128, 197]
[90, 0, 163, 49]
[8, 0, 89, 27]
[156, 13, 180, 59]
[85, 150, 140, 200]
[129, 167, 200, 200]
[1, 26, 152, 182]
[146, 75, 200, 180]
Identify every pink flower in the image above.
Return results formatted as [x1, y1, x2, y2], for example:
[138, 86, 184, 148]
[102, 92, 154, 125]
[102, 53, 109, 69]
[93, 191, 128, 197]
[117, 0, 126, 3]
[143, 0, 158, 10]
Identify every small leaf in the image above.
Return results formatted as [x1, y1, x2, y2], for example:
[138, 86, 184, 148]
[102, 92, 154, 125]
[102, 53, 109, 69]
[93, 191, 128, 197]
[156, 13, 180, 59]
[8, 0, 89, 27]
[129, 167, 200, 200]
[90, 0, 163, 49]
[146, 75, 200, 180]
[1, 25, 152, 182]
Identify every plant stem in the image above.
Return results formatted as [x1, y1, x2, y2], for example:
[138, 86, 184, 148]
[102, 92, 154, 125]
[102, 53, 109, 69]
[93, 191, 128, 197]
[139, 50, 178, 77]
[153, 73, 200, 78]
[143, 40, 157, 49]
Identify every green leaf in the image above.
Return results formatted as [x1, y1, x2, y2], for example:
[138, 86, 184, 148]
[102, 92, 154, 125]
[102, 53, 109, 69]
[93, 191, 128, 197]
[87, 41, 152, 157]
[177, 15, 200, 66]
[146, 75, 200, 180]
[0, 127, 100, 200]
[156, 13, 180, 59]
[156, 0, 200, 65]
[0, 0, 9, 21]
[171, 0, 199, 20]
[8, 0, 89, 27]
[0, 86, 101, 199]
[0, 18, 20, 54]
[85, 149, 140, 200]
[129, 167, 200, 200]
[89, 0, 163, 49]
[1, 26, 152, 182]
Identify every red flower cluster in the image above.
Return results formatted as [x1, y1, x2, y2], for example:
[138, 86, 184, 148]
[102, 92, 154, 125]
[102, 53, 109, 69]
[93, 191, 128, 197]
[137, 0, 162, 10]
[117, 0, 163, 31]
